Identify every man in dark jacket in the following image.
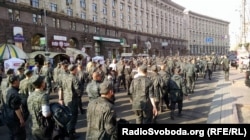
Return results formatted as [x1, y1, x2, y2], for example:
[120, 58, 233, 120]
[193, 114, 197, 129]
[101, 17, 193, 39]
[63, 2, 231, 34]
[129, 65, 157, 124]
[2, 75, 26, 140]
[86, 81, 117, 140]
[168, 67, 187, 120]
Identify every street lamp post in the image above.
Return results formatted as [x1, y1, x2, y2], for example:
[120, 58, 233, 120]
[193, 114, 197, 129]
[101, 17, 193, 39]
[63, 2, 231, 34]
[43, 1, 50, 60]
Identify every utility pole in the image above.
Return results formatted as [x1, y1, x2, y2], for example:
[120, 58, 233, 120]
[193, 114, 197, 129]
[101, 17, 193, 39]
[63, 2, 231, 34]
[43, 0, 49, 60]
[241, 0, 246, 47]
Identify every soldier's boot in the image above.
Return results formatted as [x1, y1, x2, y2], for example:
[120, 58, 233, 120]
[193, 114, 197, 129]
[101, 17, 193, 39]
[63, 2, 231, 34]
[170, 110, 175, 120]
[178, 110, 182, 117]
[160, 106, 165, 113]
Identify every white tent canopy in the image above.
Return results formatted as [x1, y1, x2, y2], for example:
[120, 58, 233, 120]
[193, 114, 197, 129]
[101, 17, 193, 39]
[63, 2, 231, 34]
[4, 58, 25, 74]
[66, 47, 89, 59]
[92, 56, 105, 64]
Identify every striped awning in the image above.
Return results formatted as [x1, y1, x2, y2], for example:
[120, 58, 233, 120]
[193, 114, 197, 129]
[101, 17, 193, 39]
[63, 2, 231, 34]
[0, 43, 28, 59]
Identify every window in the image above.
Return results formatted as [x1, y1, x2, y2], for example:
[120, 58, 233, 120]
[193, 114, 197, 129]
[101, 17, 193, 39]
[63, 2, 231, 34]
[128, 6, 131, 13]
[50, 3, 57, 12]
[80, 0, 86, 9]
[83, 25, 89, 33]
[53, 18, 60, 28]
[70, 22, 76, 30]
[120, 13, 124, 20]
[92, 3, 97, 13]
[8, 9, 14, 21]
[30, 0, 39, 8]
[56, 19, 61, 28]
[112, 10, 116, 17]
[103, 7, 107, 15]
[81, 12, 86, 19]
[120, 3, 124, 10]
[67, 8, 73, 16]
[103, 0, 107, 5]
[32, 14, 41, 24]
[103, 18, 108, 24]
[8, 9, 20, 21]
[112, 0, 116, 7]
[66, 0, 72, 5]
[128, 15, 130, 22]
[93, 15, 97, 22]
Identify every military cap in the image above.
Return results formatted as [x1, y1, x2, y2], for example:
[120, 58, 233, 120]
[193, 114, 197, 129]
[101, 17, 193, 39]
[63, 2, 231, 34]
[24, 69, 33, 75]
[99, 81, 113, 94]
[68, 64, 77, 71]
[8, 75, 19, 84]
[31, 75, 45, 87]
[151, 65, 158, 71]
[6, 68, 14, 75]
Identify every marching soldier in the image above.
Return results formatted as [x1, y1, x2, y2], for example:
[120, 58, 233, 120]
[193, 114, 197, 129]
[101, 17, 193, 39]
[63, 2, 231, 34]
[168, 67, 187, 120]
[58, 64, 81, 139]
[40, 61, 54, 95]
[129, 65, 158, 124]
[86, 72, 102, 101]
[86, 81, 117, 140]
[185, 58, 196, 93]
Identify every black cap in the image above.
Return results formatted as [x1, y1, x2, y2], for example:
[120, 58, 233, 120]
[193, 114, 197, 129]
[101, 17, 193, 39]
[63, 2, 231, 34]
[24, 69, 33, 75]
[6, 68, 14, 75]
[31, 75, 45, 87]
[8, 75, 19, 84]
[68, 64, 77, 71]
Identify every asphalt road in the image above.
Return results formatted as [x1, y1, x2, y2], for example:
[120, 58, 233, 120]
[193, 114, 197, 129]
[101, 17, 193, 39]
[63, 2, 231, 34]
[0, 70, 223, 139]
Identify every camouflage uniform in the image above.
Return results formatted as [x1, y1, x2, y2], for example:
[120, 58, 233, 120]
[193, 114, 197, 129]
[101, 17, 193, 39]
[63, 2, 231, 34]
[185, 59, 196, 93]
[129, 74, 154, 124]
[86, 97, 117, 140]
[61, 69, 81, 136]
[40, 63, 54, 95]
[168, 69, 187, 120]
[221, 56, 230, 81]
[27, 89, 52, 140]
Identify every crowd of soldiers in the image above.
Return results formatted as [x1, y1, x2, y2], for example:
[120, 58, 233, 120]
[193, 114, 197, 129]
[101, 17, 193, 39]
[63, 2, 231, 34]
[0, 53, 230, 140]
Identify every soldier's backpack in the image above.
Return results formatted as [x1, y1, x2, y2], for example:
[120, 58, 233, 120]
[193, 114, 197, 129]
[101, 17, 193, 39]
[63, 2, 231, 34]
[50, 103, 72, 127]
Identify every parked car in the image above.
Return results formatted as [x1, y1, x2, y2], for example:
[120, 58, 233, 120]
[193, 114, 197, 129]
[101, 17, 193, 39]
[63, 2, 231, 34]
[231, 58, 239, 69]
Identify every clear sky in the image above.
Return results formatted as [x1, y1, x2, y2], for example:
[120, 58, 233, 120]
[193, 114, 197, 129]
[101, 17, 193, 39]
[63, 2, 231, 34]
[172, 0, 242, 47]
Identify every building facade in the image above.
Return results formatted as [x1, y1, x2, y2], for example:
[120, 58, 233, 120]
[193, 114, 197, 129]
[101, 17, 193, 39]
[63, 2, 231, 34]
[0, 0, 229, 63]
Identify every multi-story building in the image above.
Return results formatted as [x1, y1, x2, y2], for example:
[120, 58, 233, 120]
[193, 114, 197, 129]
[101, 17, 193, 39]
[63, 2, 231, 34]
[0, 0, 229, 65]
[184, 10, 230, 55]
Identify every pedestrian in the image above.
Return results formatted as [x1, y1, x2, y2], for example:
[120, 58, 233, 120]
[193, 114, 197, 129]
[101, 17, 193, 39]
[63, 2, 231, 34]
[86, 72, 102, 101]
[58, 64, 81, 140]
[2, 75, 26, 140]
[129, 65, 158, 124]
[168, 67, 187, 120]
[185, 58, 196, 93]
[18, 69, 34, 140]
[149, 65, 165, 123]
[40, 61, 54, 95]
[27, 75, 54, 140]
[86, 81, 117, 140]
[221, 55, 230, 81]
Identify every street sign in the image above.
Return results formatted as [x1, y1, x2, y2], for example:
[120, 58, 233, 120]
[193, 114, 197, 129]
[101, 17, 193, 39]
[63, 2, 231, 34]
[205, 37, 213, 43]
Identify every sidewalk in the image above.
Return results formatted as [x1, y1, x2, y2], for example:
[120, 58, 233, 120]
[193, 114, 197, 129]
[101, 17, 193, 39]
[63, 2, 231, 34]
[207, 70, 250, 123]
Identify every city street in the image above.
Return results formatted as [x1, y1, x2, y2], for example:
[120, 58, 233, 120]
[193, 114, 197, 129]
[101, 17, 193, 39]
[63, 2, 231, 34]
[0, 67, 246, 139]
